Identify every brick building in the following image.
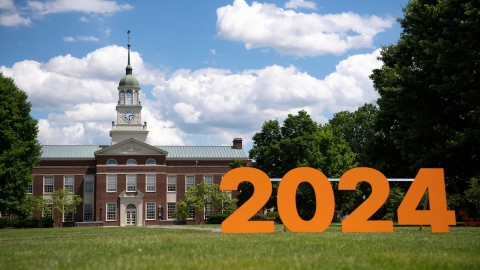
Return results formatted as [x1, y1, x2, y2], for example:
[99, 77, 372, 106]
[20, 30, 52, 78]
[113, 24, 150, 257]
[29, 42, 250, 226]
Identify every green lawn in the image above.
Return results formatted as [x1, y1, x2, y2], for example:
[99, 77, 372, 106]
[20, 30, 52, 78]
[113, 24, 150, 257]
[1, 225, 479, 269]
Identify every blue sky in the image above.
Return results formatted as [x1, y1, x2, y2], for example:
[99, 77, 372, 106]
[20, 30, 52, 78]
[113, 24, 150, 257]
[0, 0, 408, 153]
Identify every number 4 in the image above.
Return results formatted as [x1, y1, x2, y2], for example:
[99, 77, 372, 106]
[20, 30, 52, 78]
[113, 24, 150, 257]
[397, 169, 456, 232]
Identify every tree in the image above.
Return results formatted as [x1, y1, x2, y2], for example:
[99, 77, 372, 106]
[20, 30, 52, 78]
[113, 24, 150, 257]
[370, 0, 480, 194]
[0, 73, 42, 217]
[229, 159, 253, 207]
[177, 181, 237, 224]
[46, 188, 82, 227]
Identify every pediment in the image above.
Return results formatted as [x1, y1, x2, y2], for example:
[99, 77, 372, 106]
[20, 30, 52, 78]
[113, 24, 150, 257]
[94, 138, 168, 156]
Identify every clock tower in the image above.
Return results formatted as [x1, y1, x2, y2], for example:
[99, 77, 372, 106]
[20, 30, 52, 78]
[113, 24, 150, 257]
[110, 31, 148, 145]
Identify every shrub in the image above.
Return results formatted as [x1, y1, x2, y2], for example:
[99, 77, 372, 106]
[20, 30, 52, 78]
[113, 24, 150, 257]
[0, 217, 54, 229]
[206, 213, 229, 224]
[265, 211, 282, 224]
[250, 214, 264, 221]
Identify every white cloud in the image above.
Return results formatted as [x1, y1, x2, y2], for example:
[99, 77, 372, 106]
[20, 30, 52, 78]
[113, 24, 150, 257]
[0, 0, 31, 27]
[79, 16, 89, 22]
[27, 0, 132, 16]
[77, 36, 99, 41]
[284, 0, 317, 10]
[216, 0, 393, 56]
[1, 46, 382, 148]
[63, 36, 75, 42]
[209, 49, 216, 55]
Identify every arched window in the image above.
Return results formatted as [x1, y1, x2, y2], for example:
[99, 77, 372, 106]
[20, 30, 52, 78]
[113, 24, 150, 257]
[126, 158, 137, 165]
[133, 91, 138, 105]
[119, 90, 125, 104]
[126, 90, 132, 105]
[107, 159, 117, 165]
[146, 158, 156, 165]
[126, 204, 136, 209]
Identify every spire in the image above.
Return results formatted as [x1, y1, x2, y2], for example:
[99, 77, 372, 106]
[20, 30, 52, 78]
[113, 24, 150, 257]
[126, 30, 133, 75]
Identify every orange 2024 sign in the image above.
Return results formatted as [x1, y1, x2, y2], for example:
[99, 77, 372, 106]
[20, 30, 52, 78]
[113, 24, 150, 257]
[220, 167, 456, 233]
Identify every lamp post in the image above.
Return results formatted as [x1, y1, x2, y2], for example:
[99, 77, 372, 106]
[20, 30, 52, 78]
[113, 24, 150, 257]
[99, 204, 103, 222]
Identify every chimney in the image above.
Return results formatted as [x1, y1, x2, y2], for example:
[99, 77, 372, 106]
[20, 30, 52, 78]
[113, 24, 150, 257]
[233, 138, 242, 149]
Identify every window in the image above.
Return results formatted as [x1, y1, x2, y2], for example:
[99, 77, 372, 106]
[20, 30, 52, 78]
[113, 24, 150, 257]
[127, 175, 136, 192]
[84, 175, 94, 193]
[64, 176, 74, 192]
[43, 204, 53, 219]
[204, 175, 213, 185]
[106, 203, 116, 221]
[186, 175, 195, 190]
[44, 176, 53, 193]
[223, 191, 232, 214]
[64, 212, 73, 222]
[0, 211, 10, 219]
[126, 158, 137, 165]
[126, 90, 132, 104]
[26, 181, 33, 194]
[133, 91, 138, 105]
[205, 204, 212, 219]
[146, 158, 156, 165]
[146, 202, 155, 220]
[167, 203, 176, 220]
[84, 204, 93, 221]
[107, 159, 117, 165]
[119, 90, 125, 104]
[107, 175, 117, 192]
[188, 206, 195, 220]
[167, 175, 176, 192]
[146, 175, 156, 192]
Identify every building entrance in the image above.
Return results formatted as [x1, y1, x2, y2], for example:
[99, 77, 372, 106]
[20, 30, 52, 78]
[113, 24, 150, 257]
[126, 204, 136, 225]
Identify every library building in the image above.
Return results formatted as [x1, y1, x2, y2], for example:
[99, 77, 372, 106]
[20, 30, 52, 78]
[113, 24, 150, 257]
[28, 42, 250, 227]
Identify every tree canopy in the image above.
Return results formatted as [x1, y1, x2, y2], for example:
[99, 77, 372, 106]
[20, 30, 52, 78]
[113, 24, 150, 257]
[0, 73, 42, 217]
[371, 0, 480, 193]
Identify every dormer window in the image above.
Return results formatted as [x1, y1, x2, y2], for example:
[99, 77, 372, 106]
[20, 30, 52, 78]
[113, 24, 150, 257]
[119, 90, 125, 104]
[126, 90, 132, 105]
[146, 158, 156, 165]
[107, 159, 117, 165]
[126, 158, 137, 165]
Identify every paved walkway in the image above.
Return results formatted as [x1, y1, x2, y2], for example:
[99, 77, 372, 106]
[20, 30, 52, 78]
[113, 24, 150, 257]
[148, 225, 222, 232]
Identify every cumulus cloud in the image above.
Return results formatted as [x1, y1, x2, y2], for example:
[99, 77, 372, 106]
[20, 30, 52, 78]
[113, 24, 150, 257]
[77, 36, 99, 41]
[79, 16, 89, 22]
[0, 0, 31, 27]
[63, 36, 75, 42]
[27, 0, 132, 16]
[284, 0, 317, 10]
[217, 0, 393, 56]
[1, 46, 383, 147]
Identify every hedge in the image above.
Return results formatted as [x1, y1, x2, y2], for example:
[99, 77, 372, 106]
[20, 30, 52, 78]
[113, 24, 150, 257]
[0, 217, 54, 229]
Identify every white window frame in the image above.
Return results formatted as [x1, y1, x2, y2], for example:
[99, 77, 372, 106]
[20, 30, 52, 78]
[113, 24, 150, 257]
[106, 203, 117, 221]
[84, 204, 93, 221]
[126, 175, 136, 192]
[146, 158, 156, 165]
[204, 175, 213, 185]
[188, 206, 195, 220]
[146, 175, 156, 192]
[107, 158, 117, 165]
[107, 175, 117, 192]
[167, 203, 176, 220]
[44, 176, 54, 193]
[126, 158, 137, 165]
[167, 175, 176, 192]
[43, 204, 53, 219]
[64, 211, 73, 222]
[145, 202, 156, 220]
[26, 181, 33, 194]
[84, 175, 94, 193]
[64, 176, 74, 192]
[204, 203, 212, 220]
[186, 175, 195, 190]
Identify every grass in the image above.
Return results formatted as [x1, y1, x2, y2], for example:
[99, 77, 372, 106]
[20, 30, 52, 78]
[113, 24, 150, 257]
[1, 225, 479, 269]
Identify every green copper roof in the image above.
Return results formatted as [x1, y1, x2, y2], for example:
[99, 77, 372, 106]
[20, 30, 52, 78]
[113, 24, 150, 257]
[119, 74, 139, 87]
[156, 146, 247, 159]
[40, 145, 247, 159]
[41, 145, 107, 158]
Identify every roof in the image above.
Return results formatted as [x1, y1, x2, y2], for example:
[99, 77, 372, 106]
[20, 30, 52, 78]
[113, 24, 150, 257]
[40, 145, 247, 159]
[41, 145, 107, 158]
[156, 146, 247, 159]
[119, 74, 139, 87]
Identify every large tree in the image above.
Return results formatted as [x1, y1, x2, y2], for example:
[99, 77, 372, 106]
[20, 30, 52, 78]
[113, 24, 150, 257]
[371, 0, 480, 193]
[0, 73, 42, 217]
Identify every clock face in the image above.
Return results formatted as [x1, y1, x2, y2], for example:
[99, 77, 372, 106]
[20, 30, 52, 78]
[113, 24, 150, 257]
[123, 110, 136, 123]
